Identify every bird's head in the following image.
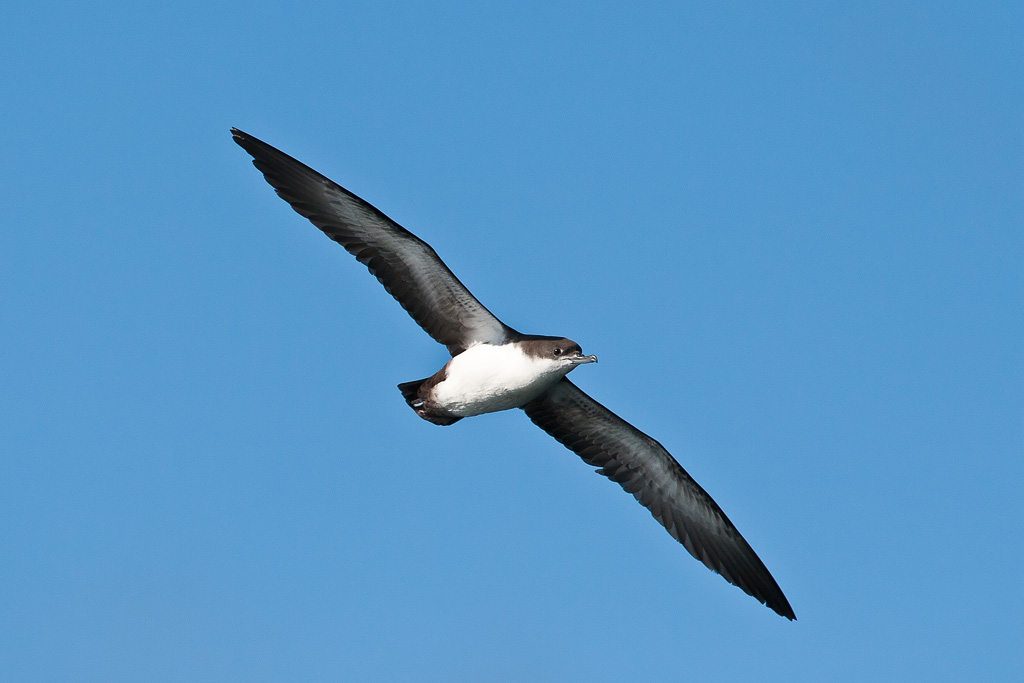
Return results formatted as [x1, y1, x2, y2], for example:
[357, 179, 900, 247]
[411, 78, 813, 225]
[521, 336, 598, 374]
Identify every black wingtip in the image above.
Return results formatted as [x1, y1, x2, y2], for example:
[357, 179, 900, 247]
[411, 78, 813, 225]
[774, 599, 797, 621]
[750, 572, 796, 620]
[231, 128, 271, 155]
[755, 578, 796, 620]
[760, 573, 796, 620]
[230, 127, 257, 150]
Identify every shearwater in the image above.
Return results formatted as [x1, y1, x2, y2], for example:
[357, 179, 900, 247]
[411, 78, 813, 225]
[232, 128, 795, 620]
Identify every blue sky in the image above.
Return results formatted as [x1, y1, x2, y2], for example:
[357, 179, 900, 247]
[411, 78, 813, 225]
[2, 1, 1021, 680]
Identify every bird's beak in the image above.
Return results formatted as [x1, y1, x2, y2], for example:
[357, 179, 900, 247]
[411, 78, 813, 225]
[572, 353, 598, 365]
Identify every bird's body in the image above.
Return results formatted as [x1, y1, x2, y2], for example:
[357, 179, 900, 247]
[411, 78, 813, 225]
[418, 339, 595, 418]
[232, 128, 796, 620]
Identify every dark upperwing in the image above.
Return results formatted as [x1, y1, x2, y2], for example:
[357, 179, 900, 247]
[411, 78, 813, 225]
[523, 378, 795, 620]
[232, 128, 516, 355]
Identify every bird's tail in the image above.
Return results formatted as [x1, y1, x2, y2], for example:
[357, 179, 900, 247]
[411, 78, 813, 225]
[397, 379, 462, 426]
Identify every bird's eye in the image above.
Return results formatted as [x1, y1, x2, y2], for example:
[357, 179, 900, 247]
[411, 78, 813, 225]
[553, 348, 562, 357]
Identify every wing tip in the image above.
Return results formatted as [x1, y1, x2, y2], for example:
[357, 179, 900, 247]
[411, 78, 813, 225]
[230, 127, 260, 155]
[768, 596, 797, 621]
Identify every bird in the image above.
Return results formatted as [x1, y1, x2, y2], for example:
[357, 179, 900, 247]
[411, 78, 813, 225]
[231, 128, 796, 620]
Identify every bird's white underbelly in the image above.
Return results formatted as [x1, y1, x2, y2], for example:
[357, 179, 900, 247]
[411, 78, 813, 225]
[431, 343, 566, 417]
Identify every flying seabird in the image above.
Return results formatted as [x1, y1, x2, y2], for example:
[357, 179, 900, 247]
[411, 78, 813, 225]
[232, 128, 796, 620]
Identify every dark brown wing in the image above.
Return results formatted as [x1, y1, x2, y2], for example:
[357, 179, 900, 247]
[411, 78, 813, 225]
[523, 378, 795, 619]
[232, 128, 515, 355]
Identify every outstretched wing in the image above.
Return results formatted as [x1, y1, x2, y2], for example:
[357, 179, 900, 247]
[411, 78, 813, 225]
[233, 128, 515, 355]
[523, 378, 795, 619]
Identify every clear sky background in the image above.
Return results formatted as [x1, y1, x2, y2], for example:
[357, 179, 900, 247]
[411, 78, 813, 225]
[2, 2, 1021, 681]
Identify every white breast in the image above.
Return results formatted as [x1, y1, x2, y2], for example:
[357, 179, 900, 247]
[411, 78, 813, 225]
[430, 343, 568, 417]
